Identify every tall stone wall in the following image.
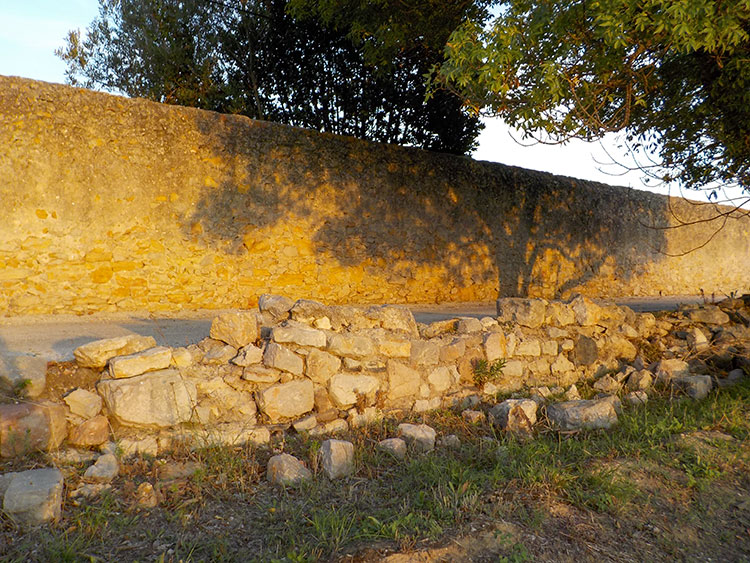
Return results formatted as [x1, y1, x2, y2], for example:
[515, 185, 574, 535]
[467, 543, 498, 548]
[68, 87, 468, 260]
[1, 75, 748, 316]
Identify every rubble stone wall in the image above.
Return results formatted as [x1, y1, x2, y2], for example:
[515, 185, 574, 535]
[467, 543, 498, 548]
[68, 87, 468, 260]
[1, 75, 749, 316]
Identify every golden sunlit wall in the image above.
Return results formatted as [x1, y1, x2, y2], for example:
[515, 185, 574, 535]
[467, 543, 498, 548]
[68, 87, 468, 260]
[1, 76, 749, 316]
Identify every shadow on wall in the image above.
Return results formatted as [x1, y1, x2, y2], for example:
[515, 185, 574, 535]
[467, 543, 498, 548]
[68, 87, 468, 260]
[185, 111, 672, 299]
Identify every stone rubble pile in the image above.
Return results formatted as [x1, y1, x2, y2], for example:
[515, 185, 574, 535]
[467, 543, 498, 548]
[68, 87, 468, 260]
[1, 293, 748, 525]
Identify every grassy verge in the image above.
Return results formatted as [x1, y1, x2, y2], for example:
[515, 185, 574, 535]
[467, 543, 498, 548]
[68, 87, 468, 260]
[2, 380, 750, 562]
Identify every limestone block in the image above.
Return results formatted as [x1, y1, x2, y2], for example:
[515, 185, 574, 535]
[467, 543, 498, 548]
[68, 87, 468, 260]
[541, 340, 558, 356]
[547, 398, 618, 431]
[496, 298, 547, 328]
[209, 311, 259, 349]
[267, 453, 311, 486]
[427, 366, 453, 394]
[83, 453, 119, 483]
[109, 346, 172, 378]
[290, 299, 331, 323]
[272, 322, 327, 348]
[232, 344, 263, 367]
[327, 333, 375, 359]
[398, 423, 436, 453]
[63, 388, 102, 419]
[625, 391, 648, 406]
[413, 397, 442, 412]
[258, 294, 294, 320]
[439, 338, 466, 363]
[194, 424, 270, 448]
[377, 438, 407, 459]
[550, 355, 575, 377]
[257, 379, 314, 422]
[3, 467, 63, 525]
[263, 342, 303, 375]
[546, 301, 575, 326]
[118, 436, 159, 457]
[348, 406, 379, 427]
[573, 335, 598, 366]
[377, 338, 411, 358]
[309, 418, 349, 436]
[305, 349, 341, 384]
[313, 317, 332, 330]
[171, 347, 194, 368]
[68, 415, 109, 447]
[242, 366, 282, 384]
[328, 374, 379, 408]
[0, 355, 46, 398]
[604, 336, 638, 362]
[688, 306, 730, 325]
[320, 439, 355, 479]
[568, 295, 603, 326]
[0, 402, 66, 457]
[483, 332, 507, 362]
[293, 414, 318, 432]
[201, 344, 238, 365]
[97, 369, 197, 428]
[373, 305, 419, 337]
[515, 339, 541, 357]
[673, 375, 713, 400]
[502, 360, 523, 379]
[457, 317, 483, 334]
[421, 319, 459, 339]
[74, 335, 157, 369]
[654, 359, 691, 385]
[387, 360, 421, 400]
[410, 340, 440, 367]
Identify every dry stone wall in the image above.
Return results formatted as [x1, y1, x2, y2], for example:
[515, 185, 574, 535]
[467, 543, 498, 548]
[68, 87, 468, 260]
[1, 75, 750, 316]
[2, 293, 750, 524]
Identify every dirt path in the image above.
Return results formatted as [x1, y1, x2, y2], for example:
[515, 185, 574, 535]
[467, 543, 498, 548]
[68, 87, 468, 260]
[0, 296, 706, 362]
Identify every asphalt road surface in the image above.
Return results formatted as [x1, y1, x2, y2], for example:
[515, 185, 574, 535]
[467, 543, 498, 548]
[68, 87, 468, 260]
[0, 296, 707, 363]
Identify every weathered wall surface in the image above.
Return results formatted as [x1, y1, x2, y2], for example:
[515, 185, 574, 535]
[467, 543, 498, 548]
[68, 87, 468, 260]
[1, 75, 748, 316]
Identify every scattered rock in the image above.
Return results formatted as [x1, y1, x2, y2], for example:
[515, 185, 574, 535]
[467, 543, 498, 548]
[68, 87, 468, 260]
[568, 295, 602, 326]
[489, 399, 537, 436]
[267, 453, 311, 486]
[293, 414, 318, 432]
[438, 434, 461, 449]
[673, 375, 713, 400]
[573, 336, 598, 366]
[593, 374, 621, 394]
[157, 461, 202, 481]
[74, 335, 157, 369]
[258, 294, 294, 320]
[547, 398, 618, 431]
[686, 327, 710, 352]
[135, 482, 159, 508]
[210, 311, 259, 349]
[461, 410, 486, 424]
[2, 467, 63, 525]
[624, 391, 648, 406]
[320, 439, 355, 479]
[398, 423, 436, 453]
[83, 453, 119, 483]
[626, 370, 653, 391]
[377, 438, 407, 459]
[688, 306, 730, 325]
[202, 344, 238, 365]
[457, 317, 483, 334]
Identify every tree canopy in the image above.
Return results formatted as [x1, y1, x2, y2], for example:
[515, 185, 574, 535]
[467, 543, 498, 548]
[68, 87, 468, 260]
[57, 0, 482, 154]
[431, 0, 750, 193]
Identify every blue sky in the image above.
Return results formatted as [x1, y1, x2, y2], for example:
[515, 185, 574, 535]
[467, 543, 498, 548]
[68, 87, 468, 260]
[0, 1, 711, 201]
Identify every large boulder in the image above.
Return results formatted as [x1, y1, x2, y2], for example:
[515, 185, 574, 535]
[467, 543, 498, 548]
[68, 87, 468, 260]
[97, 369, 197, 428]
[74, 335, 157, 369]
